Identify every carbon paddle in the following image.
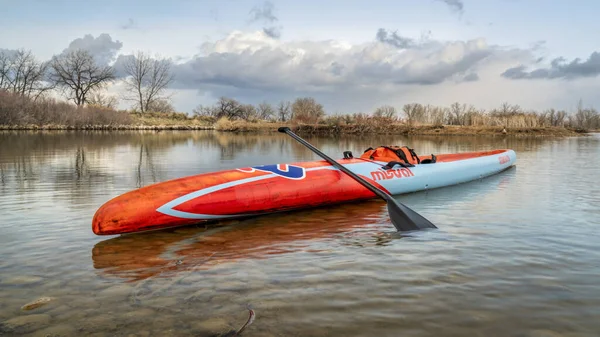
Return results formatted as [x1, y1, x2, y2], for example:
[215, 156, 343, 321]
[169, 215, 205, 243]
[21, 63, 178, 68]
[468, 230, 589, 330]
[278, 127, 437, 232]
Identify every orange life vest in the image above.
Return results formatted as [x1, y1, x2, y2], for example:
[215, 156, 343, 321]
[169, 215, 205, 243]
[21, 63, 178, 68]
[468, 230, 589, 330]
[359, 145, 437, 167]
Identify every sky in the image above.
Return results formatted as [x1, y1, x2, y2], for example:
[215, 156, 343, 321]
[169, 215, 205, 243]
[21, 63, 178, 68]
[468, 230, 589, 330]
[2, 0, 600, 114]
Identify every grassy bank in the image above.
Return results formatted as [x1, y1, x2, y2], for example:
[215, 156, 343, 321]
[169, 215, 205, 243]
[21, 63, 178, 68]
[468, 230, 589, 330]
[0, 114, 585, 137]
[211, 118, 585, 137]
[0, 90, 590, 136]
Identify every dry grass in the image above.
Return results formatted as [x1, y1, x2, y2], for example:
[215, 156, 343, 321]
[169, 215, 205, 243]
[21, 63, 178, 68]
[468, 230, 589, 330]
[214, 117, 286, 132]
[210, 117, 582, 137]
[0, 90, 132, 127]
[130, 111, 213, 128]
[0, 91, 214, 130]
[292, 123, 582, 137]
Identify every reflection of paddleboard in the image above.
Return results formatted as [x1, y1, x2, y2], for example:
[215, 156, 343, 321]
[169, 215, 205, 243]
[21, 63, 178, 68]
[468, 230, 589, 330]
[92, 200, 386, 281]
[92, 148, 516, 235]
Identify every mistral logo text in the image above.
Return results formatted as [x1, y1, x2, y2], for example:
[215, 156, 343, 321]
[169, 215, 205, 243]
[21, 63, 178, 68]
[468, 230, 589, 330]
[370, 168, 414, 181]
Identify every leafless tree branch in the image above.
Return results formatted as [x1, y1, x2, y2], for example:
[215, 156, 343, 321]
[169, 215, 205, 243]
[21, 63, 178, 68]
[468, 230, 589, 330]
[49, 49, 115, 106]
[0, 49, 54, 100]
[122, 51, 175, 113]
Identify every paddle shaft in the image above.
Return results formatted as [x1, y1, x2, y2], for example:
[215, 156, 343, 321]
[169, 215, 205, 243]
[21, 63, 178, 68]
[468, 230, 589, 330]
[278, 127, 390, 201]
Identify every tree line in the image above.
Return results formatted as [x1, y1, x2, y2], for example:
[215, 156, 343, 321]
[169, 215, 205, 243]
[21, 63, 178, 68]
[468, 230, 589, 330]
[193, 96, 600, 131]
[0, 48, 174, 113]
[192, 96, 325, 123]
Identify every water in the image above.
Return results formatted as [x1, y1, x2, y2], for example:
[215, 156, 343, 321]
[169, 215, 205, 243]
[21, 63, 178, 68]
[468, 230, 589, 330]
[0, 130, 599, 337]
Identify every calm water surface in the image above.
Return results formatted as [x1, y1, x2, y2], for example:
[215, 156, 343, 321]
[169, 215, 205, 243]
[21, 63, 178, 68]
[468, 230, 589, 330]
[0, 130, 599, 337]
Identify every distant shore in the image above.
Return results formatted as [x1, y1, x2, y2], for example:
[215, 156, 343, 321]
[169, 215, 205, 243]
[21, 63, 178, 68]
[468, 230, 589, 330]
[0, 120, 588, 137]
[1, 90, 596, 137]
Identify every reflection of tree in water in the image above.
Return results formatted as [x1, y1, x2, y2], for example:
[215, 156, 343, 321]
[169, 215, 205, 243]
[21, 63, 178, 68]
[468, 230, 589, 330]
[74, 147, 88, 180]
[0, 163, 5, 185]
[136, 143, 158, 188]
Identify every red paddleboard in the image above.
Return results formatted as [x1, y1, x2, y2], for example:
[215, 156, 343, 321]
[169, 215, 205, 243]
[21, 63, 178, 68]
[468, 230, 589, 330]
[92, 149, 516, 235]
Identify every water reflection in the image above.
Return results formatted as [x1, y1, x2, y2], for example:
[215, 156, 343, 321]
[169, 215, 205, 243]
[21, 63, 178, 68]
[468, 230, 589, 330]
[0, 130, 548, 192]
[92, 200, 386, 282]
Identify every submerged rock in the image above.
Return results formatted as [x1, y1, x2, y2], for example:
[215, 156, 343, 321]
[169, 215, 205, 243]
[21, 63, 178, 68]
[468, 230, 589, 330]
[21, 297, 55, 311]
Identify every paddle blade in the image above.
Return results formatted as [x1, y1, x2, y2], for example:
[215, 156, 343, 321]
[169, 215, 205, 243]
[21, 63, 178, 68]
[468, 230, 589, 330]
[387, 199, 437, 232]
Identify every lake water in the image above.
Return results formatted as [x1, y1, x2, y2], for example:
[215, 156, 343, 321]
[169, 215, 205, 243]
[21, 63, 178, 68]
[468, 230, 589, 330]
[0, 130, 599, 337]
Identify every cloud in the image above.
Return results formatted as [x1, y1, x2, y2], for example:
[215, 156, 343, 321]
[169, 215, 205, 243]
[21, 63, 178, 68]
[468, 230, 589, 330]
[120, 18, 137, 30]
[249, 1, 277, 23]
[112, 54, 135, 78]
[249, 1, 282, 39]
[375, 29, 414, 49]
[60, 33, 123, 65]
[169, 29, 526, 105]
[263, 27, 281, 39]
[501, 51, 600, 80]
[435, 0, 464, 15]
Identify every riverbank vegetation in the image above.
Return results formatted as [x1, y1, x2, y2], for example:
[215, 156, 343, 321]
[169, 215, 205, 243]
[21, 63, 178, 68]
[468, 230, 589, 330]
[1, 48, 599, 135]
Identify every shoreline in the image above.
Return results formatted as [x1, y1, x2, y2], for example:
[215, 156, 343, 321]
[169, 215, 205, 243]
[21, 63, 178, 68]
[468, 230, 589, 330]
[0, 123, 588, 137]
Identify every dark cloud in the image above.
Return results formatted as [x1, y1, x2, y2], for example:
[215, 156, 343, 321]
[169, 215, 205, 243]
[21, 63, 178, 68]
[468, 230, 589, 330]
[112, 54, 135, 78]
[249, 1, 277, 23]
[435, 0, 464, 15]
[61, 33, 123, 65]
[376, 29, 414, 49]
[263, 26, 281, 39]
[249, 1, 281, 39]
[395, 48, 490, 85]
[502, 52, 600, 80]
[120, 18, 137, 30]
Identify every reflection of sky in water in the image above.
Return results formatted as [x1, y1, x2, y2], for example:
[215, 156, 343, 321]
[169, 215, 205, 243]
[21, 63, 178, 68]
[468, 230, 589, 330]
[0, 131, 599, 336]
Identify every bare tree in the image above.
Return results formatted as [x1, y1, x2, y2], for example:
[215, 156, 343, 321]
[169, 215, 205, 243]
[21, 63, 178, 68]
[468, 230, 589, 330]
[540, 108, 567, 127]
[495, 102, 521, 116]
[0, 51, 11, 89]
[50, 49, 115, 106]
[216, 97, 243, 119]
[373, 105, 397, 119]
[147, 99, 175, 113]
[448, 102, 467, 125]
[0, 49, 53, 100]
[402, 103, 425, 126]
[192, 104, 217, 118]
[257, 101, 275, 120]
[239, 104, 258, 121]
[123, 51, 174, 113]
[277, 100, 291, 121]
[491, 102, 522, 127]
[291, 97, 325, 123]
[87, 90, 119, 109]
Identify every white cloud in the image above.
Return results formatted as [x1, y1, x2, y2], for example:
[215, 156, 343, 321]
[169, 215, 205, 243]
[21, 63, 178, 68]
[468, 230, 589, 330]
[163, 29, 553, 112]
[60, 33, 123, 65]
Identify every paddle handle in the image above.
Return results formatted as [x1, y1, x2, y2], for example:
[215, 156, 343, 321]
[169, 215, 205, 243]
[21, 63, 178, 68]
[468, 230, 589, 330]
[278, 127, 389, 201]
